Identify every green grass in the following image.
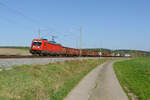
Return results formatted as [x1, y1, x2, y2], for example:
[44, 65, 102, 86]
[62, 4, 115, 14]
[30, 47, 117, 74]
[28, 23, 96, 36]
[114, 58, 150, 100]
[0, 59, 108, 100]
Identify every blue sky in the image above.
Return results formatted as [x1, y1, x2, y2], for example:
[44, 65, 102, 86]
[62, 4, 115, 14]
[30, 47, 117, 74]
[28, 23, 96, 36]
[0, 0, 150, 51]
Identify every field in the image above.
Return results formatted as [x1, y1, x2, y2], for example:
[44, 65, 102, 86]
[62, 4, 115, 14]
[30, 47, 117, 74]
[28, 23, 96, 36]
[0, 59, 108, 100]
[0, 46, 30, 55]
[114, 58, 150, 100]
[0, 46, 30, 50]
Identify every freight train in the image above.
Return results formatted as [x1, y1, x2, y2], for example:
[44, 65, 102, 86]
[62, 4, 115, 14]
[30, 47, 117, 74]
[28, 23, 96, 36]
[30, 39, 100, 56]
[29, 39, 123, 57]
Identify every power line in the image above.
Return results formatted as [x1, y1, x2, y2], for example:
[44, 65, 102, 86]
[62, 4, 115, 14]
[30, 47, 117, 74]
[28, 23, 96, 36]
[0, 0, 83, 48]
[41, 27, 82, 48]
[80, 27, 82, 56]
[38, 28, 41, 39]
[0, 1, 40, 25]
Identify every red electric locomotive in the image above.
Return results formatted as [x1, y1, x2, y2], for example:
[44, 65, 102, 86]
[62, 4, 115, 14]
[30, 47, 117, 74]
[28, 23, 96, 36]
[30, 39, 62, 56]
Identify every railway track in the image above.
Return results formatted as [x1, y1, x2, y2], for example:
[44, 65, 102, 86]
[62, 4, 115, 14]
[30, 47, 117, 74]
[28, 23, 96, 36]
[0, 55, 125, 59]
[0, 55, 63, 59]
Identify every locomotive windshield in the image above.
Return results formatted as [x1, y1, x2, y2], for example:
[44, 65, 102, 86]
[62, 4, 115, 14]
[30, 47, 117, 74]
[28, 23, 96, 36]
[33, 41, 42, 46]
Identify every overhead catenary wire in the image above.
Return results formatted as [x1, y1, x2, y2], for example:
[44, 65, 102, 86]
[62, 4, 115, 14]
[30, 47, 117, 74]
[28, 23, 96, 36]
[0, 1, 83, 48]
[38, 27, 81, 41]
[0, 1, 40, 26]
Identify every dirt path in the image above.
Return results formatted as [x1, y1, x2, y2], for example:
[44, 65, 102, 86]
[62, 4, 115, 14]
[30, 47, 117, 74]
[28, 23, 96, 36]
[64, 61, 129, 100]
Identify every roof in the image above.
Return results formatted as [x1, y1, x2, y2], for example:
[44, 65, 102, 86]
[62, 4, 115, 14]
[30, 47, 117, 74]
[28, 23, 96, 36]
[47, 41, 61, 45]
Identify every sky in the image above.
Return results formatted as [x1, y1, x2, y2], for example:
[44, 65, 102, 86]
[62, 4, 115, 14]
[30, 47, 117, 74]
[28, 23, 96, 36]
[0, 0, 150, 51]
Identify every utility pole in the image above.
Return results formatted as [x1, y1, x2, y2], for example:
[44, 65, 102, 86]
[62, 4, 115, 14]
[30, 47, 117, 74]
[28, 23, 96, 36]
[80, 27, 82, 57]
[38, 28, 41, 39]
[52, 36, 55, 41]
[76, 39, 78, 49]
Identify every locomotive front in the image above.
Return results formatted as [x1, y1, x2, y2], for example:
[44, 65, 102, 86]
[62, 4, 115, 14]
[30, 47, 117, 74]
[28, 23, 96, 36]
[30, 39, 44, 55]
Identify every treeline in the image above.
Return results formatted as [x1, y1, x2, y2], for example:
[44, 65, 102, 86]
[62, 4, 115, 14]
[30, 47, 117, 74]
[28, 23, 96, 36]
[85, 48, 150, 57]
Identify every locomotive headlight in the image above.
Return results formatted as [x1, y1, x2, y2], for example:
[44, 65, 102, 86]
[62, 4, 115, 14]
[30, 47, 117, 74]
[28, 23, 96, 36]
[38, 47, 41, 49]
[32, 46, 35, 48]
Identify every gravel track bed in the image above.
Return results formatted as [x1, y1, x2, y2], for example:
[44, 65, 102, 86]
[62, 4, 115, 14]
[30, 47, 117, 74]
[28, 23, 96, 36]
[0, 57, 101, 69]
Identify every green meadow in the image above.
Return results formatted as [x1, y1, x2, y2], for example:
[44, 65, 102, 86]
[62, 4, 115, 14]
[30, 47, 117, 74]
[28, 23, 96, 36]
[114, 58, 150, 100]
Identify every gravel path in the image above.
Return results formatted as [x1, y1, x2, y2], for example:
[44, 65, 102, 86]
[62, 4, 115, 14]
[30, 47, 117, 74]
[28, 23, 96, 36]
[64, 61, 129, 100]
[0, 57, 100, 69]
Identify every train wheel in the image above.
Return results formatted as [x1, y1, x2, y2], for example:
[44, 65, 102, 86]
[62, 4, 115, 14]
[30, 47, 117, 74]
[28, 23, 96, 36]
[42, 54, 47, 56]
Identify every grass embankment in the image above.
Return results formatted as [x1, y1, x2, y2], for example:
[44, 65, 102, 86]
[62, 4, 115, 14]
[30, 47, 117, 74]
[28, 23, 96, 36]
[0, 59, 108, 100]
[114, 58, 150, 100]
